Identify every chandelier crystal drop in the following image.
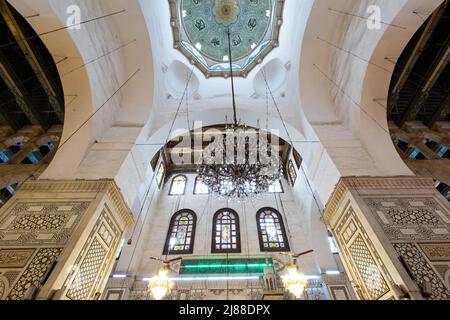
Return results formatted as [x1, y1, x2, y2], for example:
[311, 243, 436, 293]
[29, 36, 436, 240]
[147, 267, 174, 300]
[282, 264, 308, 299]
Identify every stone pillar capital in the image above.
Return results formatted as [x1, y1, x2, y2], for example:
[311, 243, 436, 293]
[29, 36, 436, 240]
[323, 176, 450, 300]
[0, 179, 133, 300]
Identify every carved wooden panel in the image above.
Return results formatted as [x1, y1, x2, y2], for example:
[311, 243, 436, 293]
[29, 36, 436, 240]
[348, 235, 390, 300]
[365, 198, 450, 241]
[0, 276, 6, 299]
[335, 207, 393, 300]
[0, 249, 34, 268]
[0, 202, 90, 246]
[2, 271, 20, 288]
[66, 238, 107, 300]
[64, 209, 120, 300]
[419, 243, 450, 262]
[6, 248, 62, 300]
[393, 243, 450, 300]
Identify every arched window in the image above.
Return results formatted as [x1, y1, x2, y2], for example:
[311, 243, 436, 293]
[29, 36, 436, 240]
[268, 180, 283, 193]
[169, 175, 187, 195]
[194, 176, 209, 194]
[163, 209, 196, 255]
[287, 160, 297, 186]
[212, 209, 241, 253]
[256, 208, 290, 252]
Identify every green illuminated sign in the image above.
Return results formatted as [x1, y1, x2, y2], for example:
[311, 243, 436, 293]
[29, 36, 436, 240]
[179, 258, 273, 275]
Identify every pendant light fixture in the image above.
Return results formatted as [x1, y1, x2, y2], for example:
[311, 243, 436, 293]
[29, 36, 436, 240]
[196, 30, 283, 200]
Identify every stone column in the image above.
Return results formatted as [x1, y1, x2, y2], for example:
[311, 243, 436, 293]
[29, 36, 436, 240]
[0, 179, 133, 300]
[323, 177, 450, 300]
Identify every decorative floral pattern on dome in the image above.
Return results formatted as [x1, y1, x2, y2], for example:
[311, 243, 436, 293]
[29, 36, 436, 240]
[213, 0, 240, 27]
[169, 0, 285, 77]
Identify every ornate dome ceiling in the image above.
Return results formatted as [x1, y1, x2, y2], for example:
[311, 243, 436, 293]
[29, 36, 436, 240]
[169, 0, 285, 78]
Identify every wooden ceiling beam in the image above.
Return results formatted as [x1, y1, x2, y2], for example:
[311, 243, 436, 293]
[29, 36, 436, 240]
[388, 0, 447, 113]
[0, 106, 20, 130]
[427, 89, 450, 127]
[0, 50, 47, 130]
[399, 34, 450, 127]
[0, 0, 64, 122]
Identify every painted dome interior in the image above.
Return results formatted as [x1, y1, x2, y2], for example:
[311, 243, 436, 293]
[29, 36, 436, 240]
[170, 0, 284, 77]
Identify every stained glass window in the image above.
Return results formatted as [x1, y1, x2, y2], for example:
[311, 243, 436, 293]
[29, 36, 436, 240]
[156, 163, 165, 188]
[194, 176, 210, 194]
[212, 209, 241, 253]
[287, 160, 297, 186]
[257, 208, 290, 252]
[163, 210, 196, 255]
[169, 175, 187, 195]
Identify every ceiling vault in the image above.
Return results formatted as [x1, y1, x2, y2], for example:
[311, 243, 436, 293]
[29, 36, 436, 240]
[388, 0, 450, 128]
[0, 50, 47, 130]
[428, 89, 450, 126]
[399, 33, 450, 127]
[387, 0, 447, 114]
[0, 0, 64, 122]
[0, 103, 20, 130]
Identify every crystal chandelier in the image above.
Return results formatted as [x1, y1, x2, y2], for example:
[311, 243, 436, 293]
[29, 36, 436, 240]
[197, 129, 282, 199]
[196, 31, 282, 200]
[147, 267, 174, 300]
[282, 264, 308, 299]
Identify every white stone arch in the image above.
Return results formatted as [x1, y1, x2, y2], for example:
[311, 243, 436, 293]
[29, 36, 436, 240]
[9, 0, 95, 178]
[142, 107, 309, 162]
[298, 0, 443, 201]
[359, 0, 443, 172]
[8, 1, 155, 210]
